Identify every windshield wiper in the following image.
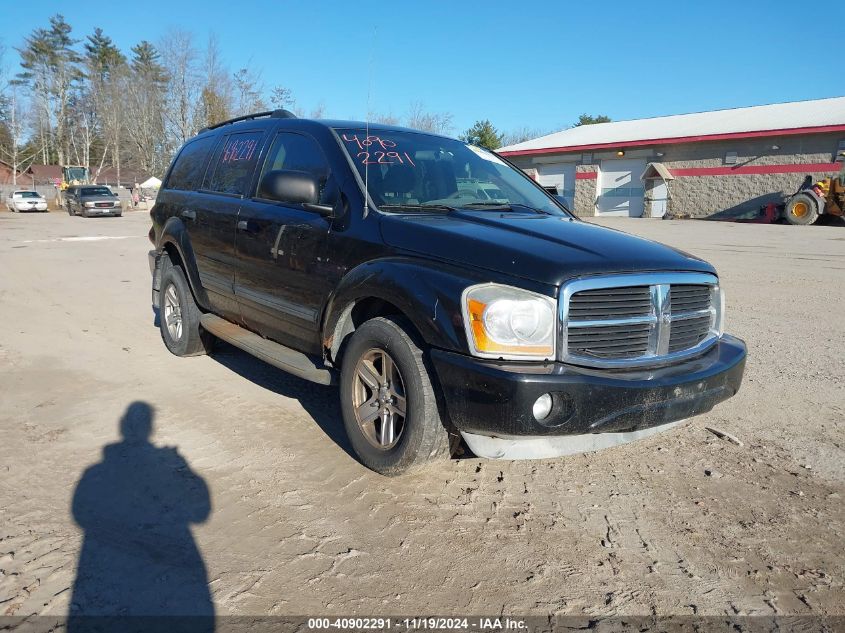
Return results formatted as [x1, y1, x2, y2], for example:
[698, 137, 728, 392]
[379, 203, 458, 212]
[461, 202, 550, 215]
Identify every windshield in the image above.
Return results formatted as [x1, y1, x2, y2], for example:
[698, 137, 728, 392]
[65, 167, 89, 183]
[336, 128, 567, 215]
[81, 187, 113, 196]
[15, 191, 40, 198]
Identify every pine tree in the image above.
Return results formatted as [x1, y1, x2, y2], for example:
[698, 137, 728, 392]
[460, 120, 503, 150]
[573, 113, 611, 127]
[130, 41, 168, 85]
[84, 28, 125, 81]
[16, 14, 83, 166]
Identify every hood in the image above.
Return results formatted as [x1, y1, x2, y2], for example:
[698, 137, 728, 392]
[379, 211, 714, 287]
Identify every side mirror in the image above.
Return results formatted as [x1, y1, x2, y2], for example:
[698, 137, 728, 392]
[258, 169, 334, 217]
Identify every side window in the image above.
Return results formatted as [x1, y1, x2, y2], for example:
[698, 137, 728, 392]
[205, 131, 265, 196]
[165, 136, 216, 191]
[258, 132, 331, 201]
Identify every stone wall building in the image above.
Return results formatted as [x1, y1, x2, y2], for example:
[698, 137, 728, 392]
[499, 97, 845, 219]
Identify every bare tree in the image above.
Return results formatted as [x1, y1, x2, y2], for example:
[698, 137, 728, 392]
[501, 126, 548, 147]
[197, 34, 233, 128]
[233, 66, 265, 115]
[270, 85, 294, 110]
[159, 29, 200, 147]
[369, 111, 400, 125]
[0, 83, 40, 184]
[310, 102, 326, 119]
[124, 40, 168, 176]
[406, 101, 453, 134]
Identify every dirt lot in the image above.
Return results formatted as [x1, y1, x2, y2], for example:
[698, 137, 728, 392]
[0, 210, 843, 621]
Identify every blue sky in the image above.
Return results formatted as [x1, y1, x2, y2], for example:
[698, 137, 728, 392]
[4, 0, 844, 135]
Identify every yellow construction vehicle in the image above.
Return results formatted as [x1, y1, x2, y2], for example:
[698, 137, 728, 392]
[783, 151, 845, 225]
[57, 166, 91, 206]
[61, 165, 91, 189]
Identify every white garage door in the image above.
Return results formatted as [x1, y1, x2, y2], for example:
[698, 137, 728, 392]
[536, 163, 576, 211]
[598, 159, 646, 217]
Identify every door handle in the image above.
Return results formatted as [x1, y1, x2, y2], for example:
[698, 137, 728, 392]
[237, 220, 259, 233]
[181, 209, 196, 220]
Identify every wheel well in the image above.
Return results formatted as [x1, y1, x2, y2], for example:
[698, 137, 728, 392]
[162, 242, 184, 270]
[327, 297, 412, 365]
[159, 241, 205, 306]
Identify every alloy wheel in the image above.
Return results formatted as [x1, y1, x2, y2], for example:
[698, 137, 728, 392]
[163, 284, 183, 341]
[352, 348, 407, 450]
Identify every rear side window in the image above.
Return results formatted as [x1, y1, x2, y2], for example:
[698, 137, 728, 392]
[165, 136, 217, 191]
[205, 131, 265, 196]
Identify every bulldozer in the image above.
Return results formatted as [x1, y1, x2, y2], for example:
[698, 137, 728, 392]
[57, 165, 91, 207]
[782, 151, 845, 225]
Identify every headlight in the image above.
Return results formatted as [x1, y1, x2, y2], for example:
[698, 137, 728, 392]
[84, 201, 96, 207]
[462, 283, 556, 360]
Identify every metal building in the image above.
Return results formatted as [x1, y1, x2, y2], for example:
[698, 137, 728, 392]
[499, 96, 845, 219]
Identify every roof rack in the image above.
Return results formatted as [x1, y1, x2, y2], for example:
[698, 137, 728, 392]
[200, 109, 296, 133]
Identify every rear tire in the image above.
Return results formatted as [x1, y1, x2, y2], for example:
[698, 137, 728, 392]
[784, 192, 820, 225]
[339, 316, 450, 476]
[158, 260, 214, 356]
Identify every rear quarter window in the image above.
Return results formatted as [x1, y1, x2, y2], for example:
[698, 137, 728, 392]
[165, 135, 217, 191]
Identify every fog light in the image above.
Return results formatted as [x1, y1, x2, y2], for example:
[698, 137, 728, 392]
[532, 393, 553, 421]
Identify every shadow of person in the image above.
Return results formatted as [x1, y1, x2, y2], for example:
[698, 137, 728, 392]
[69, 402, 214, 633]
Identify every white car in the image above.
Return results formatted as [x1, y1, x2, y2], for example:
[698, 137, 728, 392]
[6, 190, 48, 212]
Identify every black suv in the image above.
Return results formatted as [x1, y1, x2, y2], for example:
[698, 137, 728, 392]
[148, 110, 746, 475]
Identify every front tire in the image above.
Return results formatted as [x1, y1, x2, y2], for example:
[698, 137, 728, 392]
[339, 316, 450, 475]
[784, 192, 820, 225]
[158, 261, 214, 356]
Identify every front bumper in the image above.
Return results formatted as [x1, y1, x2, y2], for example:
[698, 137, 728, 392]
[430, 335, 746, 438]
[84, 206, 122, 216]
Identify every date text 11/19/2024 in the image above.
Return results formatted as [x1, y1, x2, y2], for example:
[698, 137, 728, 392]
[307, 617, 528, 630]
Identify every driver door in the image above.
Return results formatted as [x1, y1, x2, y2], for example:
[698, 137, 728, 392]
[234, 131, 337, 355]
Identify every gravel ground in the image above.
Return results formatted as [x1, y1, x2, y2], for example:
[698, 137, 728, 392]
[0, 210, 843, 621]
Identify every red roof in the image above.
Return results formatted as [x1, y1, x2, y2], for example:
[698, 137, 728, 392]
[25, 164, 63, 183]
[22, 164, 150, 187]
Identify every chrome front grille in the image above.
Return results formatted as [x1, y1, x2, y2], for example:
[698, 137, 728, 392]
[560, 273, 722, 368]
[567, 321, 651, 359]
[668, 314, 711, 353]
[670, 284, 711, 313]
[568, 285, 652, 320]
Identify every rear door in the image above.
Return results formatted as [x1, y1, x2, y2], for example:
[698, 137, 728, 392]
[192, 129, 269, 319]
[234, 130, 337, 355]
